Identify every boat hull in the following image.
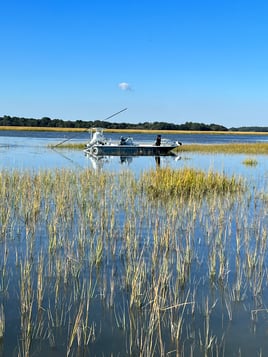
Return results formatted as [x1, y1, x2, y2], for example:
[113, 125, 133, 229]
[84, 145, 178, 156]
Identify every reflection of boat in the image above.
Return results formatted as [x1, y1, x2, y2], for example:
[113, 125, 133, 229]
[85, 151, 182, 171]
[85, 153, 110, 170]
[120, 156, 133, 165]
[84, 153, 132, 171]
[84, 128, 182, 157]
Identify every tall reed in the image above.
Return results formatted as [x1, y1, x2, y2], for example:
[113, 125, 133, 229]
[0, 166, 267, 355]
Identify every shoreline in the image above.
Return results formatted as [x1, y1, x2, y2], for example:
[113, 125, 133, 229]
[0, 126, 268, 135]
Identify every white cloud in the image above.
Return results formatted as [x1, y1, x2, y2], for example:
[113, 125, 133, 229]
[118, 82, 131, 91]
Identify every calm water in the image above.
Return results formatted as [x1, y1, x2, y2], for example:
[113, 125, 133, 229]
[1, 130, 268, 356]
[1, 130, 268, 177]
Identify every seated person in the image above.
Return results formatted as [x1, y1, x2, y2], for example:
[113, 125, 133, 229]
[120, 136, 127, 145]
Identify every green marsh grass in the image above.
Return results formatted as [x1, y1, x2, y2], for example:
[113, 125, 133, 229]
[140, 167, 244, 199]
[243, 157, 258, 166]
[49, 143, 86, 150]
[0, 166, 268, 356]
[179, 142, 268, 154]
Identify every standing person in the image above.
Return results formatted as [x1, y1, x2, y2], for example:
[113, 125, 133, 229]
[155, 135, 161, 146]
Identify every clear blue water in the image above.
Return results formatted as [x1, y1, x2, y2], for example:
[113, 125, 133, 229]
[1, 130, 268, 177]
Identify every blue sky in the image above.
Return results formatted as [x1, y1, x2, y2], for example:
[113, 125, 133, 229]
[1, 0, 268, 127]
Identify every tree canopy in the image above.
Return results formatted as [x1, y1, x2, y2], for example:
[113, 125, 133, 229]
[0, 115, 230, 131]
[1, 115, 267, 132]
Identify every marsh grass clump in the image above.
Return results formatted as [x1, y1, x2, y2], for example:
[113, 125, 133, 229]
[48, 143, 85, 150]
[179, 142, 268, 154]
[242, 157, 258, 166]
[140, 167, 244, 199]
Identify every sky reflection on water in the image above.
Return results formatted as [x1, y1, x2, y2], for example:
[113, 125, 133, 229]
[1, 131, 268, 189]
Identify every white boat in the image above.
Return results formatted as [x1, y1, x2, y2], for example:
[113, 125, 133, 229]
[84, 128, 182, 157]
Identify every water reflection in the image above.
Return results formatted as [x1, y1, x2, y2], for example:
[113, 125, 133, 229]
[155, 155, 160, 167]
[1, 131, 268, 185]
[84, 153, 182, 171]
[85, 154, 110, 170]
[52, 148, 84, 169]
[120, 156, 133, 165]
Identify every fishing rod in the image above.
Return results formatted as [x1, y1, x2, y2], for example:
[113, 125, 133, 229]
[53, 107, 127, 147]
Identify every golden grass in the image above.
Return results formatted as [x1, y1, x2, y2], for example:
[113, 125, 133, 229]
[242, 157, 258, 166]
[108, 129, 268, 135]
[140, 167, 244, 199]
[179, 142, 268, 154]
[50, 143, 86, 149]
[1, 125, 268, 135]
[0, 126, 86, 132]
[0, 167, 267, 355]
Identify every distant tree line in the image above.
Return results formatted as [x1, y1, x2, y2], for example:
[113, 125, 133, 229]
[0, 115, 230, 131]
[1, 115, 268, 132]
[229, 126, 268, 132]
